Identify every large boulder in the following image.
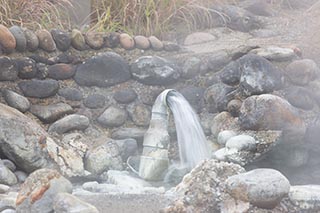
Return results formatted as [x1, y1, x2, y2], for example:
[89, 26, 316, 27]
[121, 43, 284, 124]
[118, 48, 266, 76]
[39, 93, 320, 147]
[130, 56, 180, 85]
[74, 52, 131, 87]
[0, 103, 57, 172]
[239, 94, 304, 131]
[226, 169, 290, 209]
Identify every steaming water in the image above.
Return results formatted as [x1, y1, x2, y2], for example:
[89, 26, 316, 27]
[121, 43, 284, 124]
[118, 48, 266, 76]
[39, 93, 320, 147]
[167, 91, 211, 169]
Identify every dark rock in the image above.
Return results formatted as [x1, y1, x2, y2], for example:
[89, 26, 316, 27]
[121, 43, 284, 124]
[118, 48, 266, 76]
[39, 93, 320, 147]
[0, 57, 18, 81]
[226, 169, 290, 209]
[206, 51, 231, 73]
[36, 63, 48, 79]
[239, 94, 305, 131]
[181, 57, 202, 79]
[97, 105, 127, 127]
[127, 103, 151, 126]
[163, 41, 180, 52]
[285, 59, 319, 86]
[115, 138, 138, 161]
[51, 29, 71, 51]
[30, 103, 73, 123]
[71, 29, 86, 50]
[74, 52, 131, 87]
[16, 57, 37, 79]
[220, 60, 242, 85]
[23, 28, 39, 52]
[58, 87, 83, 101]
[16, 169, 72, 213]
[179, 86, 205, 113]
[113, 89, 137, 104]
[285, 86, 314, 110]
[0, 24, 16, 52]
[54, 53, 81, 64]
[0, 103, 57, 172]
[85, 31, 104, 50]
[227, 99, 242, 117]
[111, 128, 147, 144]
[119, 33, 135, 50]
[18, 79, 59, 98]
[3, 89, 30, 113]
[238, 54, 282, 96]
[105, 32, 120, 48]
[204, 83, 237, 113]
[148, 36, 163, 51]
[29, 54, 55, 65]
[9, 26, 27, 52]
[131, 56, 180, 85]
[53, 193, 99, 213]
[48, 63, 76, 80]
[36, 29, 56, 52]
[134, 35, 150, 50]
[48, 114, 90, 134]
[84, 94, 106, 109]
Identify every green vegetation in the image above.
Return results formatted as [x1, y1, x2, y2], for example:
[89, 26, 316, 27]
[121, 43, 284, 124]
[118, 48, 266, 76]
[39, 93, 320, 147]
[0, 0, 289, 38]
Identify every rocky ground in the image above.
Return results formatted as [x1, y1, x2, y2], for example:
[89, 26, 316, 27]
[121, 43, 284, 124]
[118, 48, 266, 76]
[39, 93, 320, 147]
[1, 0, 320, 213]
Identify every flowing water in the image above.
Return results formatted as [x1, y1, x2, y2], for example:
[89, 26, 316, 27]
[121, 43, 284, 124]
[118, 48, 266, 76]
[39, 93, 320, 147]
[167, 91, 211, 169]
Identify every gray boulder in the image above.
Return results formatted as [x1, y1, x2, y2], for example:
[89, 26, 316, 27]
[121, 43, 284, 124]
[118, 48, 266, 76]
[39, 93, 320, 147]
[30, 103, 73, 123]
[0, 103, 57, 172]
[74, 52, 131, 87]
[3, 89, 30, 113]
[226, 168, 290, 209]
[97, 105, 127, 127]
[130, 56, 180, 85]
[48, 114, 89, 134]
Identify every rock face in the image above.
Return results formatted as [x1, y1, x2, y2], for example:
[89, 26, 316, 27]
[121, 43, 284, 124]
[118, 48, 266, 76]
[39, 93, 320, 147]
[53, 193, 99, 213]
[239, 94, 304, 131]
[74, 52, 131, 87]
[131, 56, 180, 85]
[0, 103, 57, 172]
[226, 169, 290, 209]
[18, 79, 59, 98]
[16, 169, 73, 213]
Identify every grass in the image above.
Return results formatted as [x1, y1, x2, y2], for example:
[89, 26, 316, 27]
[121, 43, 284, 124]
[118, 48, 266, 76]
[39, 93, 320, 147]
[0, 0, 316, 38]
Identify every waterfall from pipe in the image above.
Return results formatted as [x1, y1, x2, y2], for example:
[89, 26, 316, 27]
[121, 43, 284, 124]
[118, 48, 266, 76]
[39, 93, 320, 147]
[167, 91, 211, 169]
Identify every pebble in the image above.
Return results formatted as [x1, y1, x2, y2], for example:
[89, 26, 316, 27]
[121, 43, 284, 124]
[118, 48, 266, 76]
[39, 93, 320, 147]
[148, 36, 163, 51]
[111, 128, 146, 144]
[0, 57, 18, 81]
[285, 59, 319, 86]
[36, 29, 56, 52]
[225, 135, 256, 151]
[114, 138, 138, 161]
[0, 161, 18, 186]
[127, 103, 151, 127]
[105, 32, 120, 48]
[217, 130, 237, 146]
[30, 102, 73, 123]
[58, 87, 83, 101]
[18, 79, 59, 98]
[119, 33, 135, 50]
[83, 93, 106, 109]
[134, 35, 150, 50]
[85, 31, 104, 50]
[0, 24, 16, 52]
[9, 26, 27, 52]
[71, 29, 86, 50]
[51, 29, 71, 51]
[47, 63, 76, 80]
[16, 57, 37, 79]
[113, 89, 137, 104]
[23, 28, 39, 51]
